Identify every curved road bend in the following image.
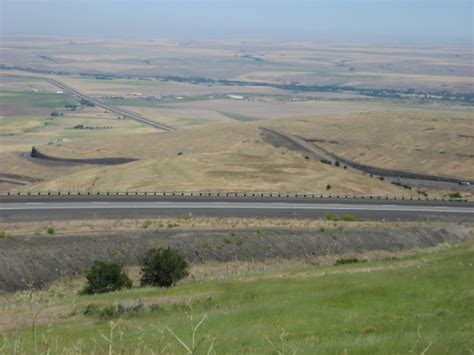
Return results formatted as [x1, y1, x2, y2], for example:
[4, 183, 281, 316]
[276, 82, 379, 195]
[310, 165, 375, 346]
[1, 200, 473, 222]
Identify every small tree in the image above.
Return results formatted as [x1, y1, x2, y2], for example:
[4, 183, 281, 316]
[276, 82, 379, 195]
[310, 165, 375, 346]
[140, 247, 189, 288]
[82, 261, 132, 294]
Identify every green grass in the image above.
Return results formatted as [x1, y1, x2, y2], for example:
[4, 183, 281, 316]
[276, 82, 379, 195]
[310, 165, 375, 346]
[2, 244, 473, 353]
[0, 115, 47, 135]
[0, 92, 77, 109]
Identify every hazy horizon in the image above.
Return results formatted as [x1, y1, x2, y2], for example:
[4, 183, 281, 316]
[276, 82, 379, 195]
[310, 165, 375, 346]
[2, 0, 473, 45]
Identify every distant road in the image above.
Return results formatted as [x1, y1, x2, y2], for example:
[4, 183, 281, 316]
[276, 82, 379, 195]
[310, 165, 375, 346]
[45, 78, 176, 131]
[1, 198, 473, 222]
[261, 128, 474, 189]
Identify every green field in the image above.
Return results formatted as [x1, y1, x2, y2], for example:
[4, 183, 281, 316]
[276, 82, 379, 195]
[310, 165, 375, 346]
[0, 92, 77, 109]
[2, 244, 473, 354]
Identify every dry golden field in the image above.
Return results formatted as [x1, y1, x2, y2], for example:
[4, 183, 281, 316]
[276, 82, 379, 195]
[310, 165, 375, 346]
[1, 37, 473, 196]
[270, 111, 474, 180]
[6, 110, 466, 197]
[2, 36, 473, 92]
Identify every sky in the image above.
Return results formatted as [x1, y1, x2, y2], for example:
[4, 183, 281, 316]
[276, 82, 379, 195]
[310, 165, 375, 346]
[1, 0, 473, 44]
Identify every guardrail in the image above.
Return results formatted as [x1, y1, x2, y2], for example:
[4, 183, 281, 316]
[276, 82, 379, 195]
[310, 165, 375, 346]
[0, 190, 470, 202]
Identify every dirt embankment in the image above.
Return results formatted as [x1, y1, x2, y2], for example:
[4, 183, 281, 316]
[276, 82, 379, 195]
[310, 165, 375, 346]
[261, 127, 473, 185]
[0, 173, 42, 185]
[30, 147, 137, 165]
[0, 226, 470, 292]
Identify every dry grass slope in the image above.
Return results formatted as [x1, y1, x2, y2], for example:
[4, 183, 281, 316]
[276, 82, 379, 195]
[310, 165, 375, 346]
[29, 120, 414, 195]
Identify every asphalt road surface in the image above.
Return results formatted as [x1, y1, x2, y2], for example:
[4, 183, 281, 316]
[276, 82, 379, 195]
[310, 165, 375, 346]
[1, 199, 473, 222]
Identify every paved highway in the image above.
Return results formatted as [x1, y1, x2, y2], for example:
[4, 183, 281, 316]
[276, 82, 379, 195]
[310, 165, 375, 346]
[1, 199, 473, 222]
[46, 78, 176, 131]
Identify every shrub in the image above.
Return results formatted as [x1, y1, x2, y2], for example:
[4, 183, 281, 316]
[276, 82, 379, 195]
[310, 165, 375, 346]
[335, 161, 340, 167]
[391, 181, 412, 190]
[140, 247, 189, 288]
[142, 220, 152, 229]
[326, 184, 332, 190]
[80, 98, 95, 107]
[449, 192, 462, 199]
[82, 261, 132, 294]
[320, 159, 332, 165]
[324, 213, 335, 221]
[47, 227, 55, 235]
[340, 214, 357, 222]
[83, 300, 144, 320]
[0, 230, 5, 238]
[336, 258, 365, 265]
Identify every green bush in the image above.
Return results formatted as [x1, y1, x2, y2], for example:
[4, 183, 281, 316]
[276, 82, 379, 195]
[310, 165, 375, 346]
[336, 258, 365, 265]
[320, 159, 332, 165]
[142, 220, 152, 229]
[449, 192, 462, 199]
[335, 161, 340, 167]
[82, 261, 132, 294]
[324, 213, 335, 221]
[391, 181, 412, 190]
[83, 300, 144, 320]
[140, 247, 189, 288]
[326, 184, 332, 190]
[47, 227, 55, 235]
[340, 214, 357, 222]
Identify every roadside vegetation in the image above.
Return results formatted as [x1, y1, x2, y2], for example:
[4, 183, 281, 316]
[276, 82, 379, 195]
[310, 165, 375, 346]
[1, 243, 472, 353]
[82, 261, 132, 295]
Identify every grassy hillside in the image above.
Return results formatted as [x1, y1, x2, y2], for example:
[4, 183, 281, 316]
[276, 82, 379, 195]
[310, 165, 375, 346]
[271, 111, 474, 180]
[31, 130, 409, 195]
[1, 243, 473, 353]
[23, 110, 471, 195]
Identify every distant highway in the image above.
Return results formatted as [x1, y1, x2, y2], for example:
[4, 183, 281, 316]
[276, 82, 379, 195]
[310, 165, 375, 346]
[45, 78, 176, 131]
[1, 197, 473, 222]
[261, 128, 474, 189]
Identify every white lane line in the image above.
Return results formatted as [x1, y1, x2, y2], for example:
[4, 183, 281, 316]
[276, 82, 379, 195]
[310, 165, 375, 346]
[0, 202, 473, 214]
